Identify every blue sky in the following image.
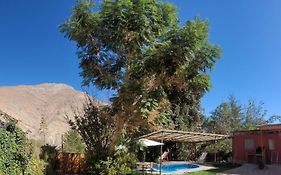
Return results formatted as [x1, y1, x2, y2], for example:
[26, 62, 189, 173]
[1, 0, 281, 116]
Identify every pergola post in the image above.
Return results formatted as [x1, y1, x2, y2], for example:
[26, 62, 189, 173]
[194, 143, 197, 161]
[160, 131, 163, 175]
[214, 136, 217, 162]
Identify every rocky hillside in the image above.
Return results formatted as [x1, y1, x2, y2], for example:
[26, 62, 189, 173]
[0, 83, 102, 145]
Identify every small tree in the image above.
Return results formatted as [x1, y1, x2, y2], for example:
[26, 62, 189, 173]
[63, 129, 86, 153]
[39, 116, 48, 145]
[69, 97, 116, 174]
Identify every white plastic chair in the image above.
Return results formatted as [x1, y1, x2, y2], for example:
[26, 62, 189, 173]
[197, 152, 208, 164]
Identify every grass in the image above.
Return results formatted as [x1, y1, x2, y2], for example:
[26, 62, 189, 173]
[188, 163, 241, 175]
[188, 170, 219, 175]
[187, 169, 221, 175]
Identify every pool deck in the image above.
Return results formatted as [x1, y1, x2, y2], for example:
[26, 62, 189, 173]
[218, 163, 281, 175]
[149, 161, 216, 175]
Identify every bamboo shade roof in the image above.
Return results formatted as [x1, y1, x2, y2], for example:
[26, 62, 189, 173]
[139, 129, 230, 143]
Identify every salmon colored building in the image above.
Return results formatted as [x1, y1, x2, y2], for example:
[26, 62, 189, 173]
[232, 124, 281, 164]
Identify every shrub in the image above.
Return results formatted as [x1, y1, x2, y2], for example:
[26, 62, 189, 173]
[40, 145, 57, 175]
[0, 120, 32, 174]
[69, 97, 116, 174]
[204, 139, 232, 154]
[25, 156, 45, 175]
[63, 129, 85, 153]
[95, 146, 137, 175]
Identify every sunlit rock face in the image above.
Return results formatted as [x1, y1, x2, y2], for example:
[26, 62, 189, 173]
[0, 83, 103, 145]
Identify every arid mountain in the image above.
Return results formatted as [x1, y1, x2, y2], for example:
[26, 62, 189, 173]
[0, 83, 102, 145]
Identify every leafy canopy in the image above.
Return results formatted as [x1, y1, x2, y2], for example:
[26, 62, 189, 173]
[61, 0, 221, 148]
[203, 96, 281, 154]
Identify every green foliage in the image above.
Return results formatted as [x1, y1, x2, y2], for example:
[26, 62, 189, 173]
[204, 139, 232, 154]
[204, 96, 243, 135]
[155, 111, 172, 127]
[60, 0, 178, 89]
[173, 104, 204, 131]
[69, 97, 116, 174]
[95, 147, 136, 175]
[0, 120, 32, 175]
[205, 96, 271, 135]
[25, 156, 45, 175]
[25, 140, 45, 175]
[203, 96, 279, 154]
[63, 129, 86, 153]
[243, 99, 267, 129]
[140, 98, 158, 118]
[61, 0, 221, 152]
[169, 143, 196, 161]
[169, 102, 205, 160]
[40, 145, 56, 175]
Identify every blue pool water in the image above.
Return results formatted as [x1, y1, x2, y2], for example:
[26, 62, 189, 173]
[152, 163, 200, 173]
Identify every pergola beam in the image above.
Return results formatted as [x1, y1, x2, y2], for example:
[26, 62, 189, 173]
[139, 129, 229, 144]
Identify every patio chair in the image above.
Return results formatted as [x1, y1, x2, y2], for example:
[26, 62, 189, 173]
[197, 152, 208, 164]
[159, 150, 170, 162]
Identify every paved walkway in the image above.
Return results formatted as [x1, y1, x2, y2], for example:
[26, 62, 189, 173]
[218, 163, 281, 175]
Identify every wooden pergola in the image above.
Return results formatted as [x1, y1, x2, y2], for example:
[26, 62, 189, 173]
[139, 129, 229, 143]
[139, 129, 230, 175]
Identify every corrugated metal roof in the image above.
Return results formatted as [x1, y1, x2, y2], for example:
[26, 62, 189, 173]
[257, 124, 281, 130]
[234, 124, 281, 134]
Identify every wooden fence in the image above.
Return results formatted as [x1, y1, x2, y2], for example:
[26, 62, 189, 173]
[55, 152, 85, 174]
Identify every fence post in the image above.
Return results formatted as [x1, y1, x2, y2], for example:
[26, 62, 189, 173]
[61, 135, 64, 152]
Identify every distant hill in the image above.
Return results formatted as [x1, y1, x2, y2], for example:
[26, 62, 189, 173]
[0, 83, 102, 145]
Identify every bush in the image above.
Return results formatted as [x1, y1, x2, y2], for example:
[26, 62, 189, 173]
[204, 139, 232, 154]
[69, 97, 117, 174]
[95, 146, 136, 175]
[0, 120, 32, 174]
[25, 156, 45, 175]
[40, 145, 57, 175]
[63, 129, 85, 153]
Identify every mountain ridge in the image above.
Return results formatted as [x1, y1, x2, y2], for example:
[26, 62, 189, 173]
[0, 83, 102, 145]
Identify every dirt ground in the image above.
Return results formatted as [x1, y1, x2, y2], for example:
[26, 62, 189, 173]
[218, 163, 281, 175]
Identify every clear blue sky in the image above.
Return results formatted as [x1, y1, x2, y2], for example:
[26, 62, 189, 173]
[1, 0, 281, 116]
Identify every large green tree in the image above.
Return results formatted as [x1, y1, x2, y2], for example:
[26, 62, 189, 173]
[203, 96, 281, 154]
[204, 96, 243, 135]
[61, 0, 221, 150]
[202, 96, 243, 154]
[203, 96, 275, 135]
[243, 99, 267, 129]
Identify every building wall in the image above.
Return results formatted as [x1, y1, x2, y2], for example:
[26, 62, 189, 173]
[232, 131, 281, 164]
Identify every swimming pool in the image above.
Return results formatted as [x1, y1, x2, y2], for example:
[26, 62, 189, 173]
[152, 163, 200, 174]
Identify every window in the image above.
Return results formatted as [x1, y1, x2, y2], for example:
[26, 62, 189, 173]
[269, 139, 275, 150]
[244, 139, 254, 150]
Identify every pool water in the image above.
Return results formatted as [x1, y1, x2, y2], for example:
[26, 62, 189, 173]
[152, 163, 200, 173]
